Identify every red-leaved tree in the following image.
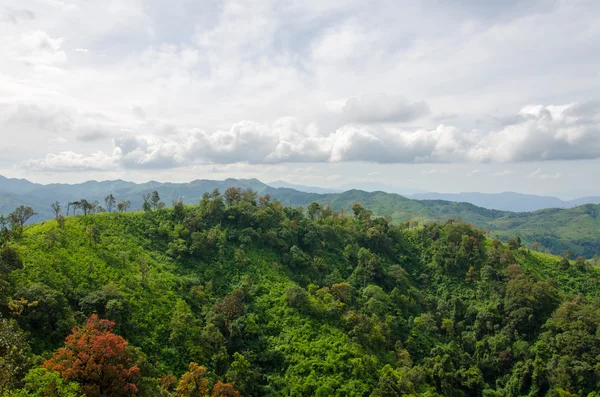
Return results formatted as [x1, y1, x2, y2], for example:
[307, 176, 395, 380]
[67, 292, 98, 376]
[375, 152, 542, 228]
[211, 380, 240, 397]
[43, 314, 140, 397]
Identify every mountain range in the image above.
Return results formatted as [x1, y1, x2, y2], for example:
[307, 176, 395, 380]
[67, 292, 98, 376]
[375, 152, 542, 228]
[1, 175, 599, 258]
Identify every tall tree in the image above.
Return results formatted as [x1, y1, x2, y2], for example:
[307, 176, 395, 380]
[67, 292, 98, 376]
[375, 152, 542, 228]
[104, 194, 116, 213]
[43, 315, 140, 397]
[150, 191, 161, 210]
[50, 201, 61, 219]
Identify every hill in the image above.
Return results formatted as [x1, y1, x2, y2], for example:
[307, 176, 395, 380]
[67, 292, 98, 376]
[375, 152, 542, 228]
[410, 191, 600, 212]
[1, 176, 599, 258]
[1, 194, 599, 396]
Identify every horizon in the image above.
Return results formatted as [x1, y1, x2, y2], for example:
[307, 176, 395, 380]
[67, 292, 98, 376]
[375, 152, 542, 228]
[2, 173, 599, 202]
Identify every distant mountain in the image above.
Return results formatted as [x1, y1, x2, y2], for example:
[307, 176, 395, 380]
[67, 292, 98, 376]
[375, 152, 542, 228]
[1, 175, 599, 257]
[0, 175, 39, 195]
[409, 192, 567, 212]
[335, 182, 428, 195]
[568, 196, 600, 207]
[409, 191, 600, 212]
[0, 176, 268, 223]
[267, 180, 341, 194]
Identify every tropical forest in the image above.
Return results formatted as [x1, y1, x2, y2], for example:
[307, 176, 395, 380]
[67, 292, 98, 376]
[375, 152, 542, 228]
[2, 187, 600, 396]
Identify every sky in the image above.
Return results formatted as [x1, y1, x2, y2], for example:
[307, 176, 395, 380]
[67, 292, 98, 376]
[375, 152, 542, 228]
[0, 0, 599, 198]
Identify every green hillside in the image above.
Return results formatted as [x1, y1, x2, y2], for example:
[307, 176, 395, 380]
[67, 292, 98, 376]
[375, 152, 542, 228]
[2, 190, 600, 396]
[280, 189, 600, 258]
[1, 176, 599, 258]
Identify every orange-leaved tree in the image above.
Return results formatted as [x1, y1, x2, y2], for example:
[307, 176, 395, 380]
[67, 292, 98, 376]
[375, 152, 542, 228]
[43, 314, 140, 397]
[211, 380, 240, 397]
[176, 362, 209, 397]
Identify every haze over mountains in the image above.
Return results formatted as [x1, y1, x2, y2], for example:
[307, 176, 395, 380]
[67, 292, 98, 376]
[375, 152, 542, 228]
[2, 175, 600, 258]
[268, 179, 600, 212]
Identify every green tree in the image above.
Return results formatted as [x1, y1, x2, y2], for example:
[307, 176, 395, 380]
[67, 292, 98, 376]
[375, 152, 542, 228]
[0, 317, 32, 393]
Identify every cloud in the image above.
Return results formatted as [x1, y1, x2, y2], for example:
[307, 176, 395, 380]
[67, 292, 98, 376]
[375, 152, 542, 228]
[19, 101, 600, 171]
[21, 151, 118, 171]
[2, 103, 117, 143]
[469, 102, 600, 162]
[341, 95, 430, 123]
[528, 168, 562, 180]
[17, 31, 67, 66]
[466, 169, 481, 176]
[76, 129, 112, 142]
[1, 7, 35, 24]
[420, 168, 448, 175]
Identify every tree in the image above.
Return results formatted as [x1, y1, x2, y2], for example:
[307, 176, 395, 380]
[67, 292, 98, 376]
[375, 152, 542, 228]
[43, 315, 140, 397]
[0, 243, 23, 276]
[507, 236, 521, 250]
[15, 283, 75, 353]
[307, 202, 321, 221]
[8, 206, 35, 231]
[142, 194, 152, 212]
[51, 201, 61, 219]
[225, 352, 257, 396]
[176, 362, 209, 397]
[0, 216, 9, 243]
[211, 381, 239, 397]
[150, 191, 161, 210]
[7, 368, 83, 397]
[79, 200, 95, 216]
[104, 194, 116, 213]
[117, 200, 131, 213]
[86, 225, 101, 245]
[0, 317, 32, 393]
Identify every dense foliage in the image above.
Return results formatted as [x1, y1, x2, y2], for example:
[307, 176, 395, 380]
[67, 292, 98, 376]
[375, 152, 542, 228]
[2, 176, 600, 258]
[1, 189, 600, 396]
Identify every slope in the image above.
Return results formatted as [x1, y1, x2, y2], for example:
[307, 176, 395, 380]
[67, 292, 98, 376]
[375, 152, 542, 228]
[2, 196, 600, 396]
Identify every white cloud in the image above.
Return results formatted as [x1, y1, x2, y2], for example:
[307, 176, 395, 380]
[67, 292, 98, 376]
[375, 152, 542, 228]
[528, 168, 562, 180]
[21, 151, 118, 171]
[469, 102, 600, 162]
[18, 101, 600, 171]
[16, 31, 67, 66]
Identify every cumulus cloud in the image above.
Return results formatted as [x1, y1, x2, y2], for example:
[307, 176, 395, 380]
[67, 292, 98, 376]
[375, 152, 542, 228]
[19, 101, 600, 171]
[469, 102, 600, 162]
[21, 151, 118, 171]
[341, 95, 430, 123]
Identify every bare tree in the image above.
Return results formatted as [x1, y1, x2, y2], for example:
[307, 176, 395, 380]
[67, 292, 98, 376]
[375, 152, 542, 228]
[104, 194, 116, 212]
[50, 201, 61, 219]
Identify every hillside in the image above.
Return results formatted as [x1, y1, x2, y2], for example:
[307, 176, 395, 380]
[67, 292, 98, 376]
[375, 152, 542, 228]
[1, 176, 599, 258]
[2, 193, 600, 396]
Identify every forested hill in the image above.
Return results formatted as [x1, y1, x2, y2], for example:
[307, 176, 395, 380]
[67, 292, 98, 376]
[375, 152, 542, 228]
[1, 175, 599, 258]
[2, 191, 600, 396]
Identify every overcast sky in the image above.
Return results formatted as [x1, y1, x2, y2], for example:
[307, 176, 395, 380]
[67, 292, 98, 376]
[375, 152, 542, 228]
[1, 0, 599, 197]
